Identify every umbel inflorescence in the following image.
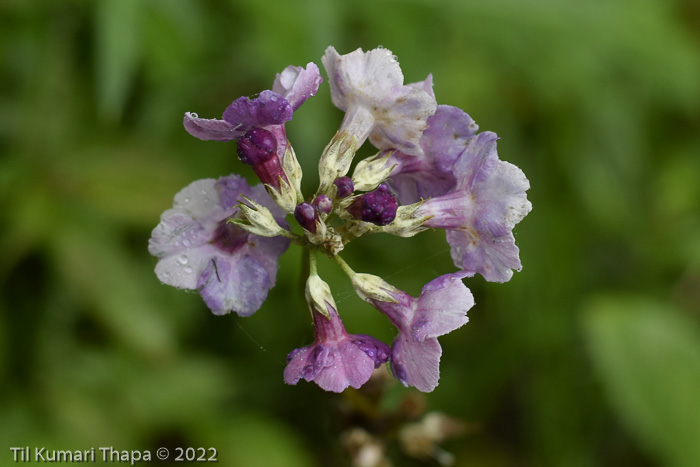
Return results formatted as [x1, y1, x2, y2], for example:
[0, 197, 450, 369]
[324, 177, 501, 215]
[149, 46, 532, 393]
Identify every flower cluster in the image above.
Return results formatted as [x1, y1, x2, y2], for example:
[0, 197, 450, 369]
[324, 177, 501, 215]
[149, 46, 531, 392]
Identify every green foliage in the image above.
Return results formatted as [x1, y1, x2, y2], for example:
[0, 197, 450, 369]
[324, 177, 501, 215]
[1, 0, 699, 465]
[584, 296, 700, 467]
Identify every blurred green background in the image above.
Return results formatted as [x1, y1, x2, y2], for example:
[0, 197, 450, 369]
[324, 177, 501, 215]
[2, 0, 700, 465]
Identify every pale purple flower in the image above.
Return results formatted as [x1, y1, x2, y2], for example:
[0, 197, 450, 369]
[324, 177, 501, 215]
[372, 272, 474, 392]
[386, 105, 479, 204]
[148, 175, 290, 316]
[416, 132, 532, 283]
[322, 46, 437, 156]
[183, 62, 322, 160]
[284, 303, 390, 393]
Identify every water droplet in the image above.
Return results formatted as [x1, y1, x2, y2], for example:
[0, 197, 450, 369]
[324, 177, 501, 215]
[190, 112, 199, 118]
[182, 239, 191, 247]
[183, 197, 191, 204]
[177, 255, 189, 265]
[183, 266, 193, 274]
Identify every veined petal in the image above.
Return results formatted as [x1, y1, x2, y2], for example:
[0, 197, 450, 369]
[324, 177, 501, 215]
[222, 90, 293, 129]
[368, 85, 437, 156]
[421, 106, 479, 173]
[323, 46, 404, 110]
[391, 335, 442, 392]
[183, 112, 245, 141]
[313, 342, 377, 392]
[197, 254, 272, 316]
[447, 229, 523, 283]
[407, 73, 435, 100]
[272, 62, 323, 111]
[413, 272, 473, 341]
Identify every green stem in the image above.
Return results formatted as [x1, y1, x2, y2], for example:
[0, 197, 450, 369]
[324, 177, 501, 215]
[333, 254, 356, 279]
[309, 249, 318, 276]
[278, 229, 306, 246]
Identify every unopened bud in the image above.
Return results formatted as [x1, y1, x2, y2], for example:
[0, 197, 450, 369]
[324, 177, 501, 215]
[305, 274, 336, 319]
[317, 131, 357, 197]
[333, 176, 354, 199]
[350, 273, 399, 303]
[294, 202, 318, 233]
[237, 127, 287, 190]
[352, 151, 395, 192]
[312, 195, 333, 215]
[345, 184, 398, 226]
[237, 127, 276, 165]
[229, 197, 287, 238]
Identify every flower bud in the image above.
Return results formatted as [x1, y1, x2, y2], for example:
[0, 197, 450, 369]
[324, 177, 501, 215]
[312, 195, 333, 215]
[346, 184, 398, 226]
[229, 197, 288, 238]
[305, 274, 336, 319]
[294, 202, 318, 233]
[237, 127, 276, 165]
[352, 151, 395, 192]
[317, 131, 357, 196]
[350, 273, 399, 303]
[237, 127, 287, 189]
[333, 176, 354, 199]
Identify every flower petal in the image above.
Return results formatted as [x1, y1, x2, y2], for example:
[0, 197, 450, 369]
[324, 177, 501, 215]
[322, 46, 404, 111]
[222, 90, 293, 129]
[421, 105, 479, 173]
[183, 112, 245, 141]
[390, 335, 442, 392]
[197, 254, 272, 316]
[313, 341, 376, 392]
[446, 229, 523, 283]
[272, 62, 323, 111]
[368, 85, 437, 156]
[174, 178, 224, 222]
[413, 272, 473, 341]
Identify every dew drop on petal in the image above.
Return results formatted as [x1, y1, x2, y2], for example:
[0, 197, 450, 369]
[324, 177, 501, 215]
[183, 266, 193, 274]
[177, 255, 189, 265]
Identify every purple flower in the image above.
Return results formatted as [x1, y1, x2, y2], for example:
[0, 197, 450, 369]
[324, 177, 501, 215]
[386, 105, 479, 204]
[371, 273, 474, 392]
[284, 303, 390, 393]
[183, 62, 322, 160]
[322, 46, 436, 156]
[148, 175, 290, 316]
[415, 132, 532, 282]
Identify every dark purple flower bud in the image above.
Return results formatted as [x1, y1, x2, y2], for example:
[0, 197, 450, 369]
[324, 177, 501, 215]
[333, 176, 354, 199]
[294, 202, 318, 233]
[312, 195, 333, 215]
[237, 127, 277, 165]
[237, 127, 287, 189]
[346, 184, 398, 226]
